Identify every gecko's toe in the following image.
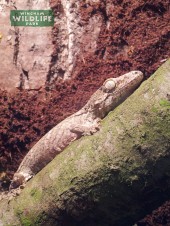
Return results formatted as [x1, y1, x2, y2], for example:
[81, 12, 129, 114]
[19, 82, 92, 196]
[9, 173, 25, 190]
[9, 181, 18, 190]
[90, 126, 100, 135]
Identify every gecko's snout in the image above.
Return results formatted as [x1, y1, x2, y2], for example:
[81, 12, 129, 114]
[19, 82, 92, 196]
[132, 70, 144, 79]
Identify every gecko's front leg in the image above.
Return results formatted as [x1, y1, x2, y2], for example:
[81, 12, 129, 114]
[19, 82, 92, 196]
[70, 119, 100, 137]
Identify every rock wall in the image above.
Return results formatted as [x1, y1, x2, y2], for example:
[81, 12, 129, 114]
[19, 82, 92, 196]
[0, 0, 19, 90]
[0, 0, 53, 90]
[0, 0, 103, 90]
[14, 0, 53, 90]
[0, 0, 170, 90]
[47, 0, 103, 87]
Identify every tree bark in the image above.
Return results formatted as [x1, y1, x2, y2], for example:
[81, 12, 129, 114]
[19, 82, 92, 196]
[0, 60, 170, 226]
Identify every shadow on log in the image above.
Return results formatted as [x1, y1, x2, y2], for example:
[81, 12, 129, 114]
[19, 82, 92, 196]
[0, 60, 170, 226]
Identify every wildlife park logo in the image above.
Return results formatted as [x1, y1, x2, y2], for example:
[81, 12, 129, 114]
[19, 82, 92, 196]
[10, 10, 54, 27]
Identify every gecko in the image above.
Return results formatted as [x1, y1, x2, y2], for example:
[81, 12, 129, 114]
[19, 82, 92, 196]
[10, 71, 144, 189]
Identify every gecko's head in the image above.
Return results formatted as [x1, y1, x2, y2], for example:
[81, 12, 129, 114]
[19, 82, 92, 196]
[92, 71, 144, 118]
[112, 71, 144, 91]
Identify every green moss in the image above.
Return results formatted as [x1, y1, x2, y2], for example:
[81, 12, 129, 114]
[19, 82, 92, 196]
[152, 106, 159, 113]
[15, 209, 23, 218]
[159, 99, 170, 108]
[15, 209, 32, 226]
[35, 212, 48, 225]
[30, 188, 42, 201]
[20, 217, 32, 226]
[15, 207, 48, 226]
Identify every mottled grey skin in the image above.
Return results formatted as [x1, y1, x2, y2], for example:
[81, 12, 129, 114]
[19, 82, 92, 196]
[10, 71, 143, 189]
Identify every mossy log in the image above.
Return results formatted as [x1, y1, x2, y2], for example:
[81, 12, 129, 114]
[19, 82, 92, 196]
[0, 60, 170, 226]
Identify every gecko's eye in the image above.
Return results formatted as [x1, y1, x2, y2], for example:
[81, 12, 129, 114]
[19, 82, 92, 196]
[103, 78, 116, 92]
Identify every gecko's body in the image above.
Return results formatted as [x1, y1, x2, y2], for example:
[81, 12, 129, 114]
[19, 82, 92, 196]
[10, 71, 143, 189]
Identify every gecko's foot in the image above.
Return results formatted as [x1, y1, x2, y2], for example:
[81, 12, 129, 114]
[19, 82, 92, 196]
[91, 126, 100, 134]
[9, 173, 25, 190]
[84, 126, 100, 136]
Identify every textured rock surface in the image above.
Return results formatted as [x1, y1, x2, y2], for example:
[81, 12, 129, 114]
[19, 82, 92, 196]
[0, 0, 103, 90]
[47, 0, 103, 87]
[0, 0, 53, 90]
[14, 0, 53, 90]
[1, 0, 170, 90]
[0, 0, 19, 90]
